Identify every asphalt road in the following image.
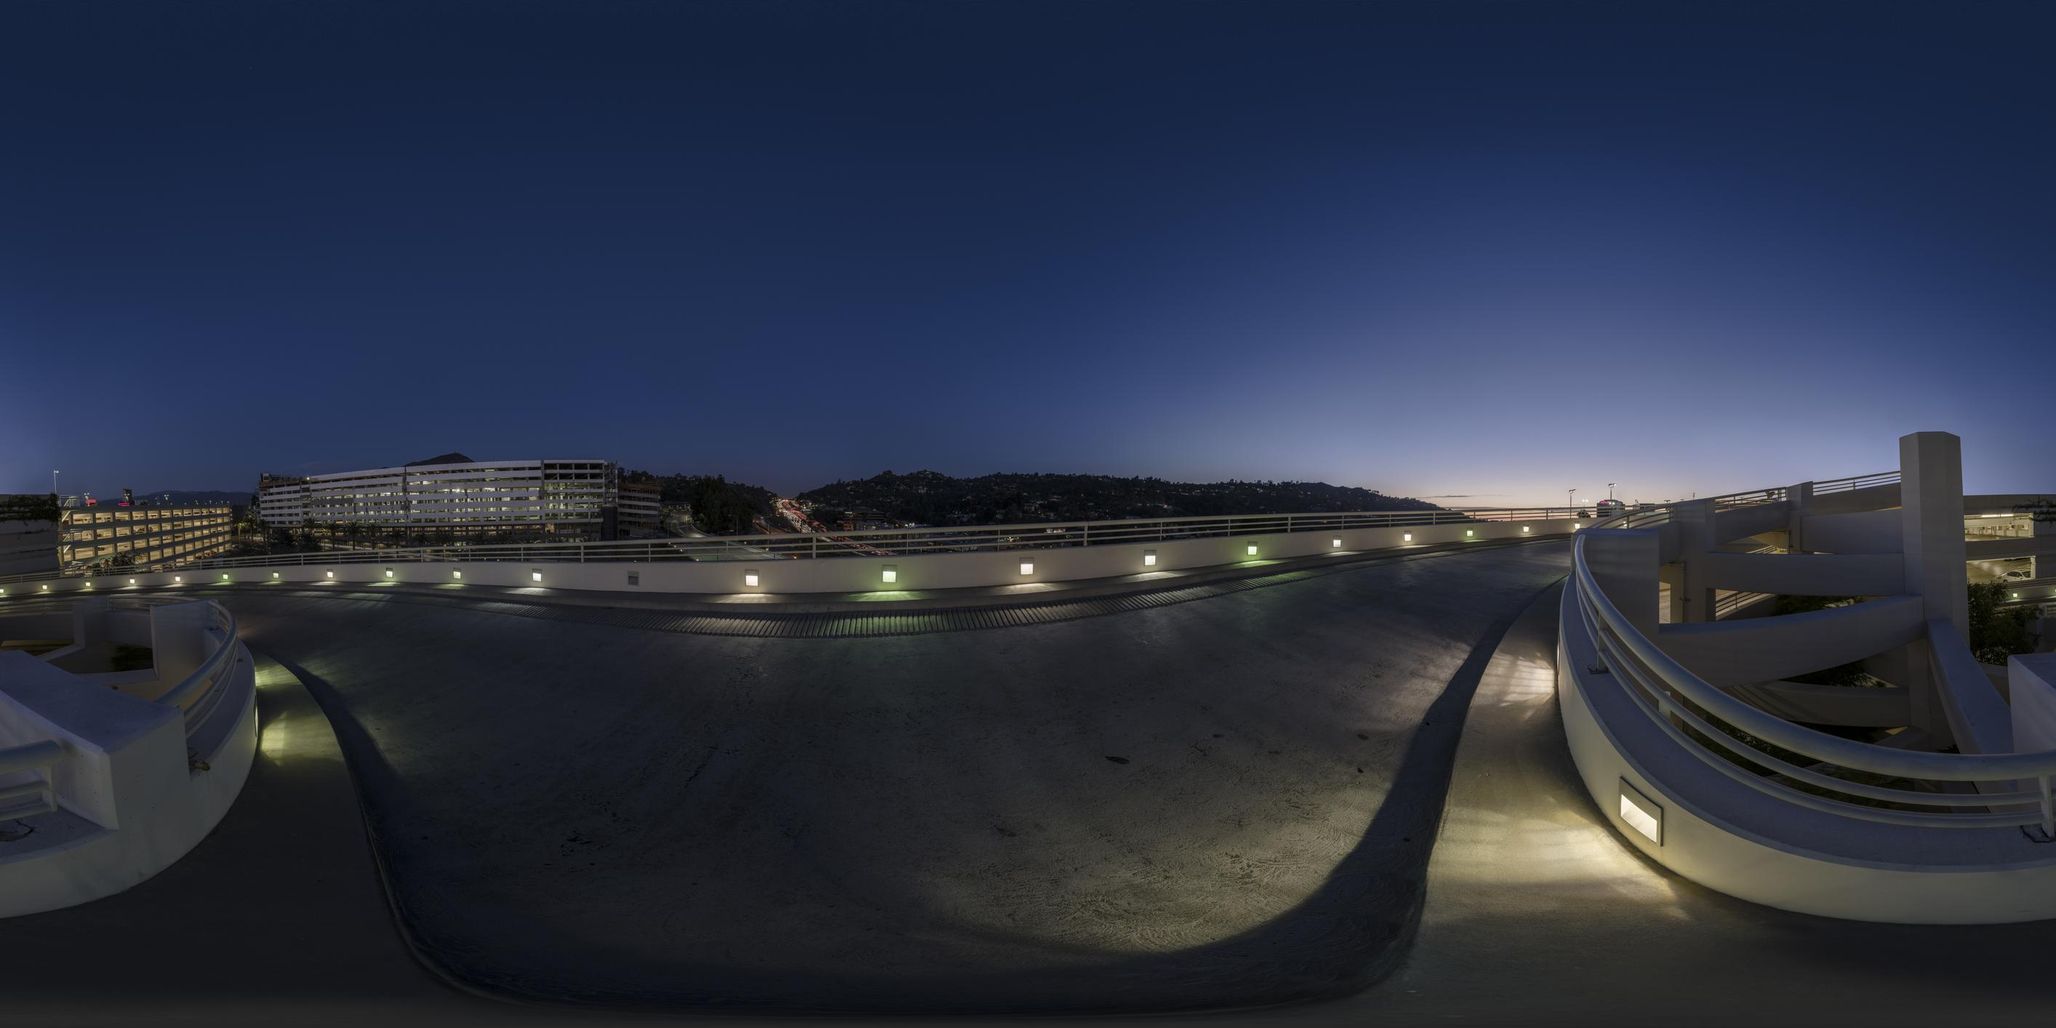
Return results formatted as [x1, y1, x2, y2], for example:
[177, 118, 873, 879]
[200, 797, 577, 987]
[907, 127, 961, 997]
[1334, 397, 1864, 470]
[214, 541, 1575, 1013]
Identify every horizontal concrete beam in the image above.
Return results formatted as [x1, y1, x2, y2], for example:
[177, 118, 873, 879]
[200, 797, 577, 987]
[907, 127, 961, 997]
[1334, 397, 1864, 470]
[1726, 680, 1911, 728]
[1698, 551, 1903, 598]
[1966, 536, 2056, 561]
[1656, 595, 1925, 687]
[1802, 509, 1902, 555]
[1713, 503, 1790, 544]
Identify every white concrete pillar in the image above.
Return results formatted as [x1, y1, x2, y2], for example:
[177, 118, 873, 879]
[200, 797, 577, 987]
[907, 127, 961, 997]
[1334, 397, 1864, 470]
[1899, 431, 1969, 636]
[1786, 481, 1814, 553]
[1583, 529, 1662, 639]
[1672, 499, 1719, 623]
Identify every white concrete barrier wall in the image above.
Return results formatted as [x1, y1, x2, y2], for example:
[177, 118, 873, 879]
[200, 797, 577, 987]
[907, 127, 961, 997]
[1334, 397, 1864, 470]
[0, 519, 1580, 599]
[1557, 588, 2056, 924]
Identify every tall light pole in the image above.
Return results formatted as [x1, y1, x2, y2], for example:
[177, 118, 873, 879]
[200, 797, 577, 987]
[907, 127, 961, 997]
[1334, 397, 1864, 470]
[51, 469, 59, 498]
[1568, 488, 1576, 512]
[1607, 482, 1616, 500]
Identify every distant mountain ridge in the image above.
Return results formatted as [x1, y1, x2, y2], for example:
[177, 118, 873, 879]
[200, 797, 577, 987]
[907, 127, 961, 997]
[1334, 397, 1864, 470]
[796, 470, 1441, 527]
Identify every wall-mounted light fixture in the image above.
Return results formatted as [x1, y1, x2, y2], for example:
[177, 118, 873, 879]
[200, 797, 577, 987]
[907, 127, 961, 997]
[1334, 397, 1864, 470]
[1465, 529, 1475, 538]
[325, 570, 335, 579]
[1402, 532, 1413, 542]
[1521, 526, 1531, 534]
[1143, 549, 1157, 567]
[172, 576, 181, 584]
[744, 570, 760, 588]
[530, 570, 543, 583]
[1246, 543, 1259, 557]
[881, 565, 897, 584]
[452, 569, 463, 580]
[1019, 560, 1035, 576]
[384, 568, 394, 579]
[1619, 779, 1663, 844]
[1332, 538, 1342, 548]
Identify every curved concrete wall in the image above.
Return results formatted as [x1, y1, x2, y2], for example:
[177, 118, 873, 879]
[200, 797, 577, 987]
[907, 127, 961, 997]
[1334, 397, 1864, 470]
[1557, 592, 2056, 924]
[0, 610, 258, 918]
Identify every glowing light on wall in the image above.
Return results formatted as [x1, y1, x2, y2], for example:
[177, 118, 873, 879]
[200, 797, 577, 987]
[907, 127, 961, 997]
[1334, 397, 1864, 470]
[1019, 560, 1034, 576]
[385, 568, 394, 579]
[531, 570, 543, 583]
[1402, 532, 1412, 542]
[452, 569, 463, 580]
[1332, 538, 1342, 548]
[882, 565, 897, 584]
[1143, 549, 1157, 567]
[1246, 543, 1259, 557]
[1619, 779, 1663, 844]
[325, 570, 334, 579]
[744, 570, 760, 588]
[1465, 529, 1475, 538]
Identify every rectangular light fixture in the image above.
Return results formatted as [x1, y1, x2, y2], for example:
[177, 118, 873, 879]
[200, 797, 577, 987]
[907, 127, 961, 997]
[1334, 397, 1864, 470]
[173, 576, 181, 584]
[1619, 779, 1663, 844]
[1465, 529, 1475, 538]
[1521, 526, 1530, 533]
[223, 573, 231, 580]
[1573, 523, 1582, 530]
[1143, 549, 1157, 567]
[452, 569, 463, 580]
[84, 581, 93, 589]
[129, 578, 136, 585]
[1332, 538, 1342, 548]
[1246, 543, 1258, 556]
[385, 568, 394, 578]
[744, 570, 760, 587]
[531, 570, 543, 583]
[882, 564, 897, 584]
[272, 572, 280, 579]
[1402, 532, 1412, 542]
[326, 570, 334, 578]
[1019, 560, 1034, 575]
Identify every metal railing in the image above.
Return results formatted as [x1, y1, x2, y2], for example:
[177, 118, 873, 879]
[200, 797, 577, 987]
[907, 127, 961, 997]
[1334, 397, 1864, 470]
[1815, 471, 1902, 495]
[9, 505, 1583, 575]
[1573, 519, 2056, 833]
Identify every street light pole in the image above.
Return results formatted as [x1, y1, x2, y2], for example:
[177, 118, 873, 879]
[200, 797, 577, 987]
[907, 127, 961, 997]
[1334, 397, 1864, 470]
[52, 469, 59, 499]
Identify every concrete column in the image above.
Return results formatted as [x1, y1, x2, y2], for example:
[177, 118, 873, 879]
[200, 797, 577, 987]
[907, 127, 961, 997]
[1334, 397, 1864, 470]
[1786, 481, 1814, 553]
[1899, 431, 1969, 636]
[1582, 529, 1662, 639]
[1672, 499, 1719, 623]
[2034, 508, 2054, 582]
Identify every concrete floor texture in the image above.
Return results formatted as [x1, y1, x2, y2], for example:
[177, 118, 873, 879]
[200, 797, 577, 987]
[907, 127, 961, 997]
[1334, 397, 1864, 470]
[5, 539, 2056, 1026]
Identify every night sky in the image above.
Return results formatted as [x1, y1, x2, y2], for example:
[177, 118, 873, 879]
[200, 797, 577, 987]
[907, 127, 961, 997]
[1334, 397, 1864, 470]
[3, 1, 2052, 505]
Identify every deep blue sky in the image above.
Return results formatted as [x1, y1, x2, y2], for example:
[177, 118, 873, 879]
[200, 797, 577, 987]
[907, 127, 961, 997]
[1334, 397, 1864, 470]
[3, 1, 2052, 504]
